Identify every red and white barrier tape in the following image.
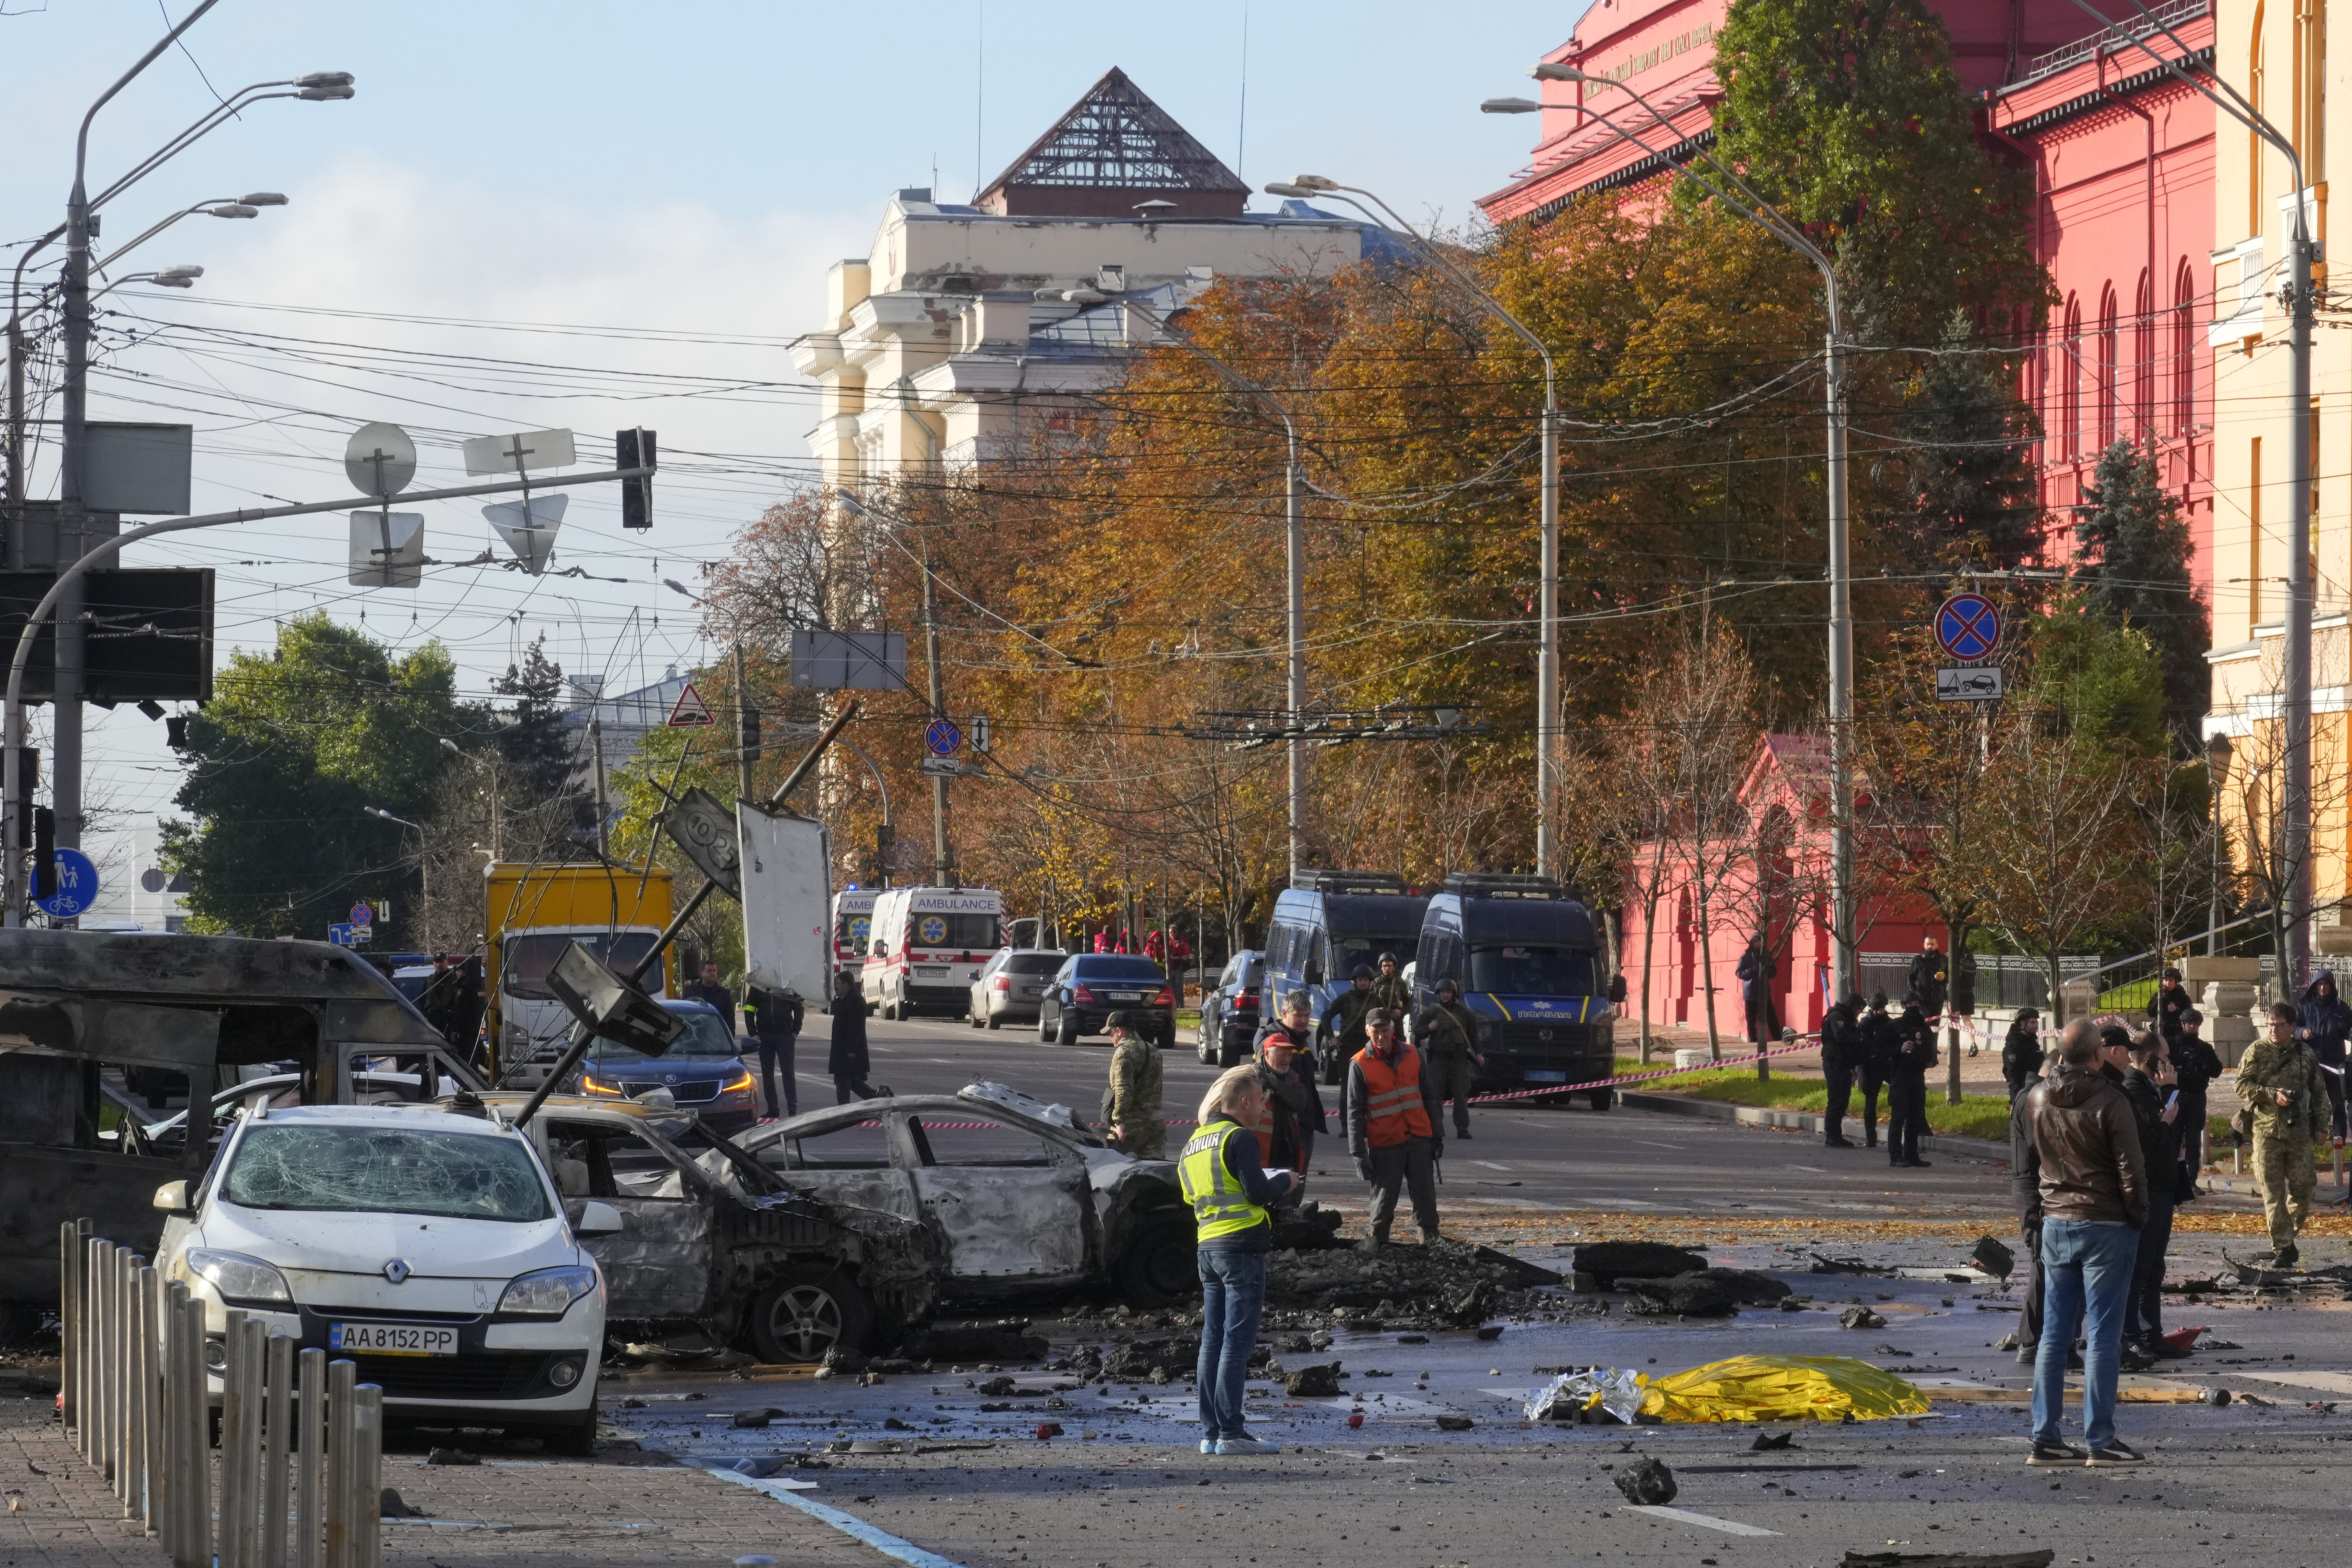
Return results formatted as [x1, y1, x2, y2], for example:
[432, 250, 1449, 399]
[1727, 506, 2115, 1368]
[1464, 1035, 1825, 1105]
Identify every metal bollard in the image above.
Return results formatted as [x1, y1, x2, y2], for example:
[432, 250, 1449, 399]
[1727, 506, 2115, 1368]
[158, 1280, 182, 1565]
[58, 1223, 79, 1439]
[114, 1247, 137, 1506]
[263, 1332, 293, 1568]
[225, 1309, 259, 1567]
[296, 1348, 324, 1568]
[99, 1241, 118, 1483]
[351, 1385, 382, 1568]
[143, 1267, 165, 1538]
[170, 1282, 209, 1568]
[323, 1358, 356, 1568]
[125, 1258, 149, 1526]
[83, 1237, 101, 1463]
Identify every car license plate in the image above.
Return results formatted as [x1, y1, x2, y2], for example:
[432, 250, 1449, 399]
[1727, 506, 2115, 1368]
[1524, 1070, 1569, 1084]
[329, 1322, 457, 1357]
[1111, 992, 1141, 1001]
[915, 965, 948, 976]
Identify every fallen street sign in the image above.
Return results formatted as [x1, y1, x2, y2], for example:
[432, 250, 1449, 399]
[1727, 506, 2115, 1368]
[661, 785, 742, 897]
[1936, 666, 2004, 702]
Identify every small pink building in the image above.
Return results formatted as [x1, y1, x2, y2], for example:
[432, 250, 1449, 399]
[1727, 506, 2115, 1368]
[1614, 735, 1941, 1041]
[1480, 0, 2217, 587]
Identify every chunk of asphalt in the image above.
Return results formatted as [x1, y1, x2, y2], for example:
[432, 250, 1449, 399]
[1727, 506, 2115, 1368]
[1433, 1414, 1475, 1432]
[1285, 1362, 1343, 1398]
[1749, 1431, 1796, 1451]
[1612, 1456, 1677, 1506]
[1836, 1552, 2055, 1568]
[1839, 1306, 1887, 1330]
[378, 1488, 424, 1520]
[424, 1448, 479, 1466]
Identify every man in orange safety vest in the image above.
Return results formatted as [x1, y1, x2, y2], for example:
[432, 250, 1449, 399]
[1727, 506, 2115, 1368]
[1344, 1009, 1444, 1251]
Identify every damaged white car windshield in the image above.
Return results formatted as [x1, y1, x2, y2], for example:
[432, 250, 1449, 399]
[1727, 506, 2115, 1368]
[221, 1125, 552, 1222]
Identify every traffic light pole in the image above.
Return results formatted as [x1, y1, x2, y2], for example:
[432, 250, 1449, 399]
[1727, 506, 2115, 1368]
[920, 538, 951, 887]
[2, 460, 654, 924]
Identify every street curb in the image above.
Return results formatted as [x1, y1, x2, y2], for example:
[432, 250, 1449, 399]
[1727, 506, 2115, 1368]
[1617, 1091, 2011, 1164]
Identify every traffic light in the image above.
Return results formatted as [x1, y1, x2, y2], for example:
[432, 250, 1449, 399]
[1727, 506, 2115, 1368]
[32, 807, 54, 901]
[874, 820, 893, 887]
[165, 715, 190, 749]
[617, 428, 656, 529]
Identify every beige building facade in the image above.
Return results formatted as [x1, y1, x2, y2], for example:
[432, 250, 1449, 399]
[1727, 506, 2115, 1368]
[2207, 0, 2352, 921]
[789, 69, 1377, 488]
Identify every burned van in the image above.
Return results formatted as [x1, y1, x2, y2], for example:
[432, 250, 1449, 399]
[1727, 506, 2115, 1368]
[0, 930, 483, 1317]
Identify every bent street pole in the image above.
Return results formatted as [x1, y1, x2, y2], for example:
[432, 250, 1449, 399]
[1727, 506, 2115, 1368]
[2, 461, 654, 924]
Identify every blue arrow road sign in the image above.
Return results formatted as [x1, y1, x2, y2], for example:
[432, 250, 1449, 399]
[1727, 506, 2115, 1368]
[34, 847, 98, 920]
[1934, 592, 2002, 662]
[924, 718, 964, 756]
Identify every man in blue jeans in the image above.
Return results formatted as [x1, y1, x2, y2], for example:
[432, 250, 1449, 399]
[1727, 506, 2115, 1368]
[2025, 1018, 2149, 1466]
[1177, 1064, 1297, 1456]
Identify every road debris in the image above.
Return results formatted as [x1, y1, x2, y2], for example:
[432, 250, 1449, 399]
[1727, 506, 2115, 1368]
[1575, 1241, 1710, 1286]
[1526, 1367, 1645, 1425]
[425, 1448, 479, 1466]
[1749, 1430, 1797, 1450]
[1970, 1236, 2015, 1279]
[1285, 1363, 1343, 1397]
[1839, 1306, 1887, 1329]
[1434, 1414, 1475, 1431]
[1838, 1554, 2054, 1568]
[1612, 1456, 1678, 1505]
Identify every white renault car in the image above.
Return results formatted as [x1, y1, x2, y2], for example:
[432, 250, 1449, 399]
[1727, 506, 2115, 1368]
[154, 1100, 620, 1453]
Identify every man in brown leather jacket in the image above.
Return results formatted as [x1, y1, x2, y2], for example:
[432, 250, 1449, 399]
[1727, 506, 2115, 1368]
[2025, 1019, 2148, 1467]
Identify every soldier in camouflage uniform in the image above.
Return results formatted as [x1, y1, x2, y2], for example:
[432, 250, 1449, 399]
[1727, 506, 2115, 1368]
[1368, 953, 1413, 1018]
[1102, 1010, 1166, 1159]
[1414, 976, 1484, 1140]
[2237, 1001, 2327, 1264]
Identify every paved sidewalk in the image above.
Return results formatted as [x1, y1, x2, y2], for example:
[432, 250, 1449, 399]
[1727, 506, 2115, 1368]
[0, 1395, 158, 1568]
[1, 1387, 899, 1568]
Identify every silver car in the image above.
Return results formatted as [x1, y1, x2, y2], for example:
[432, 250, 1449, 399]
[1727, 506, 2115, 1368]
[967, 948, 1067, 1030]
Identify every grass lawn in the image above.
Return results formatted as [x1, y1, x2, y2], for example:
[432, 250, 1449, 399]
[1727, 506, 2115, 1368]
[1608, 1054, 2015, 1141]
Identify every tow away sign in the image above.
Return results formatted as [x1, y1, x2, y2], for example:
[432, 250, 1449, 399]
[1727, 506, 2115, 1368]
[1936, 666, 2005, 702]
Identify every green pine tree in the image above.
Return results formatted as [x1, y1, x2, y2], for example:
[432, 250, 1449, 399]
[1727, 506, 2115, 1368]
[1898, 309, 2044, 569]
[2072, 439, 2210, 737]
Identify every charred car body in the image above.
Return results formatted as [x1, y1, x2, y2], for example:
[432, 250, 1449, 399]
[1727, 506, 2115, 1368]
[0, 930, 485, 1320]
[499, 1083, 1196, 1362]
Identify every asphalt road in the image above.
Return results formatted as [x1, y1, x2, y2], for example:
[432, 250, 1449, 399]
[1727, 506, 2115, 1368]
[783, 1007, 2019, 1224]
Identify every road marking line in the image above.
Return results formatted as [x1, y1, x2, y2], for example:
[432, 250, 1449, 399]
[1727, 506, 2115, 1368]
[1622, 1505, 1781, 1537]
[691, 1457, 969, 1568]
[1471, 1160, 1512, 1170]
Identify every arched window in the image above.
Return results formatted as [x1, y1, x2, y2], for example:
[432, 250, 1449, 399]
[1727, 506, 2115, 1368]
[2134, 269, 2155, 438]
[2062, 295, 2083, 461]
[2174, 259, 2198, 434]
[2298, 0, 2325, 182]
[2097, 286, 2120, 451]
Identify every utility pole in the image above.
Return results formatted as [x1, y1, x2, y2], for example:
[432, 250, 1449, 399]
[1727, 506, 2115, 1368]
[589, 710, 611, 864]
[733, 642, 757, 804]
[54, 159, 94, 904]
[1285, 442, 1306, 883]
[921, 538, 950, 887]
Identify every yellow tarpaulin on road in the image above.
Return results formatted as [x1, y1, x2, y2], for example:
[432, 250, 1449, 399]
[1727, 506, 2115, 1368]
[1640, 1354, 1932, 1423]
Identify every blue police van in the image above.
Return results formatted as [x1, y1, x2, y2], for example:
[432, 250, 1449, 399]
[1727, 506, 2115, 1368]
[1261, 871, 1430, 1084]
[1411, 873, 1616, 1109]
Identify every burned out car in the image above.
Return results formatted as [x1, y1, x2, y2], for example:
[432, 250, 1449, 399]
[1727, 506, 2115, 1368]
[0, 930, 485, 1320]
[494, 1083, 1196, 1362]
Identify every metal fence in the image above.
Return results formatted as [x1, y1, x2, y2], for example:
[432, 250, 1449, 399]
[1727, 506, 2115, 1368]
[60, 1219, 384, 1568]
[1857, 952, 2102, 1012]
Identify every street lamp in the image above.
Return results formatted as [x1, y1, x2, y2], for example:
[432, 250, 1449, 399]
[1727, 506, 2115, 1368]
[90, 265, 202, 306]
[34, 5, 356, 902]
[2051, 0, 2313, 988]
[1035, 284, 1311, 881]
[2207, 730, 2235, 957]
[1261, 175, 1564, 880]
[91, 192, 285, 278]
[364, 805, 427, 931]
[1483, 64, 1858, 1000]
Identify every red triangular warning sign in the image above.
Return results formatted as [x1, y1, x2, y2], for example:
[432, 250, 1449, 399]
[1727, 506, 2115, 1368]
[666, 681, 715, 728]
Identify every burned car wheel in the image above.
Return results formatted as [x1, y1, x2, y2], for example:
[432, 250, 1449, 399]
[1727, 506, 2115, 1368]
[749, 1265, 873, 1364]
[1116, 1218, 1200, 1308]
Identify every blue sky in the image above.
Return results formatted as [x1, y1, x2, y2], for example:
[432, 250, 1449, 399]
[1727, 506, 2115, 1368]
[2, 0, 1582, 922]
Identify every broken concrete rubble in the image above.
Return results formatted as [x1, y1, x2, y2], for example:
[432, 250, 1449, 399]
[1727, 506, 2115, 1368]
[1573, 1241, 1709, 1287]
[1612, 1456, 1677, 1505]
[1267, 1238, 1561, 1322]
[900, 1320, 1051, 1364]
[1284, 1362, 1343, 1397]
[1617, 1273, 1737, 1316]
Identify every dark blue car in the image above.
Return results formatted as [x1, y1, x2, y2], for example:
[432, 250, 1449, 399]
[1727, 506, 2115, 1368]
[571, 999, 761, 1134]
[1038, 955, 1175, 1048]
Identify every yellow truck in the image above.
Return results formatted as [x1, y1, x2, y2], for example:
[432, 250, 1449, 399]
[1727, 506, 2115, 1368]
[484, 861, 676, 1086]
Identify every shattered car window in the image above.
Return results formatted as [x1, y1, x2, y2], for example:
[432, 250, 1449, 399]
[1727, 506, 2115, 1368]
[221, 1125, 552, 1222]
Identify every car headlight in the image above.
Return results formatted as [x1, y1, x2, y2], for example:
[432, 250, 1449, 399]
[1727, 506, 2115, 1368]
[722, 1070, 754, 1095]
[580, 1072, 625, 1096]
[497, 1265, 599, 1317]
[185, 1249, 294, 1306]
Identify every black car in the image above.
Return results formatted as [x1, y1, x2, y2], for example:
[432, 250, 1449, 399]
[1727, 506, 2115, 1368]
[1038, 955, 1175, 1048]
[1196, 950, 1266, 1066]
[572, 999, 762, 1135]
